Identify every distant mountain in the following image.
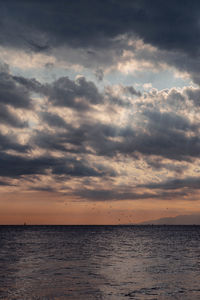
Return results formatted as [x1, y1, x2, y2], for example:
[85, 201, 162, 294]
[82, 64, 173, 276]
[139, 214, 200, 225]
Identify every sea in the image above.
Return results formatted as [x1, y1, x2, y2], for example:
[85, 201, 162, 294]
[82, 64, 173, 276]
[0, 225, 200, 300]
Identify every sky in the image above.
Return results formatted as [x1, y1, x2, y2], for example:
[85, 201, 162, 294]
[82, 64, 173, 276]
[1, 0, 200, 224]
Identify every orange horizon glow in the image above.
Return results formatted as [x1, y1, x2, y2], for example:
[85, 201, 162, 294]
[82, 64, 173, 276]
[1, 191, 200, 225]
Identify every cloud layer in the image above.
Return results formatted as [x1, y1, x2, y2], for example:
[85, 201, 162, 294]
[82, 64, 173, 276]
[1, 1, 200, 208]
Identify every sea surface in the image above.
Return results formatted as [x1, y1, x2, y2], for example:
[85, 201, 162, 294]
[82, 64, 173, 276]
[0, 225, 200, 300]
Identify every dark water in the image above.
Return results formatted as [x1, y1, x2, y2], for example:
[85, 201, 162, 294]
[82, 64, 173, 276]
[0, 226, 200, 300]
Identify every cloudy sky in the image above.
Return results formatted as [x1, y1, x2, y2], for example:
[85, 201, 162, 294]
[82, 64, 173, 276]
[1, 0, 200, 224]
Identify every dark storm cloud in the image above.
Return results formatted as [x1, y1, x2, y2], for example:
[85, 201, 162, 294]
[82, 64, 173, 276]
[104, 94, 130, 108]
[75, 187, 188, 201]
[11, 76, 193, 164]
[141, 176, 200, 191]
[52, 158, 116, 178]
[0, 151, 116, 178]
[29, 186, 57, 193]
[12, 75, 43, 95]
[32, 120, 128, 155]
[4, 73, 155, 125]
[124, 86, 142, 97]
[1, 0, 200, 57]
[75, 188, 154, 201]
[0, 104, 28, 128]
[40, 111, 70, 128]
[118, 128, 200, 161]
[103, 85, 141, 107]
[0, 180, 14, 186]
[0, 132, 29, 153]
[0, 152, 57, 177]
[13, 74, 136, 111]
[32, 124, 113, 155]
[33, 104, 200, 161]
[33, 130, 74, 153]
[1, 1, 200, 84]
[142, 109, 198, 132]
[146, 157, 188, 174]
[47, 76, 103, 108]
[13, 74, 104, 110]
[85, 110, 200, 161]
[0, 71, 33, 109]
[184, 87, 200, 106]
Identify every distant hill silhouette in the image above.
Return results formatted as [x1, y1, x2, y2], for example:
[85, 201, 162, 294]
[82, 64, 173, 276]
[139, 214, 200, 225]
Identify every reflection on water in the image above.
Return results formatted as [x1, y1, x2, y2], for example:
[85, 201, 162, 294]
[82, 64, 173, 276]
[0, 225, 200, 299]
